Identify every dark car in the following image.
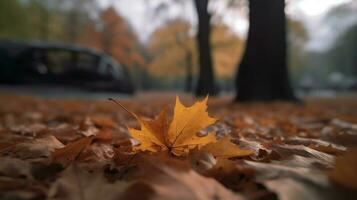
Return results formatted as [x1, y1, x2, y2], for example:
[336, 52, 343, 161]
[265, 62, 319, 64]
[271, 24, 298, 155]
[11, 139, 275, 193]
[0, 40, 135, 94]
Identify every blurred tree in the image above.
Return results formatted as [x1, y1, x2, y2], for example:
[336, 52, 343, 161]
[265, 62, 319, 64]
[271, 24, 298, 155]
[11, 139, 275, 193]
[194, 0, 217, 96]
[211, 25, 244, 91]
[61, 0, 98, 43]
[80, 7, 146, 88]
[149, 0, 244, 93]
[235, 0, 296, 102]
[148, 20, 243, 91]
[81, 7, 145, 67]
[0, 0, 97, 43]
[26, 0, 54, 41]
[148, 19, 195, 92]
[0, 0, 31, 39]
[288, 18, 309, 84]
[324, 3, 357, 79]
[301, 2, 357, 89]
[328, 24, 357, 78]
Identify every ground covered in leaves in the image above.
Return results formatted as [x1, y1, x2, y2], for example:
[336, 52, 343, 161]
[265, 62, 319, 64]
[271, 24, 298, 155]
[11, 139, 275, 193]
[0, 93, 357, 200]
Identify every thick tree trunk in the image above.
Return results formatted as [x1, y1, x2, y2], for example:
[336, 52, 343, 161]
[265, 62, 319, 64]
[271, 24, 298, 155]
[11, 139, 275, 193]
[194, 0, 216, 96]
[235, 0, 296, 102]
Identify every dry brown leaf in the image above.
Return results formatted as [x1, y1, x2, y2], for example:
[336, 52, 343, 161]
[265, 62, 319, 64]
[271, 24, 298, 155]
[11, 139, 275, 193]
[202, 137, 254, 159]
[48, 165, 129, 200]
[0, 157, 32, 179]
[244, 160, 328, 186]
[204, 159, 256, 193]
[148, 165, 243, 200]
[308, 144, 345, 155]
[128, 96, 217, 156]
[1, 135, 64, 159]
[52, 136, 94, 165]
[78, 143, 115, 162]
[91, 116, 116, 128]
[0, 177, 47, 199]
[79, 118, 99, 137]
[263, 178, 327, 200]
[329, 149, 357, 189]
[189, 151, 217, 172]
[94, 129, 113, 142]
[271, 144, 335, 166]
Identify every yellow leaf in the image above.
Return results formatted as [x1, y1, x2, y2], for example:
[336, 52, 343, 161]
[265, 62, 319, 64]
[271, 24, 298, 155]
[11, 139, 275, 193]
[168, 96, 217, 150]
[202, 137, 253, 159]
[129, 108, 168, 153]
[128, 96, 217, 156]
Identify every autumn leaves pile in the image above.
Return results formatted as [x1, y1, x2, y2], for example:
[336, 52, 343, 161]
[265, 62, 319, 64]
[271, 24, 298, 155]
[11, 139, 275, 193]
[52, 96, 253, 166]
[2, 95, 357, 199]
[46, 96, 253, 199]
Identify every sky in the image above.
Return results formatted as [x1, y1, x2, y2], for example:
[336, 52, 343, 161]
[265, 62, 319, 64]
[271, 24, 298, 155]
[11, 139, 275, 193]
[286, 0, 356, 51]
[97, 0, 356, 51]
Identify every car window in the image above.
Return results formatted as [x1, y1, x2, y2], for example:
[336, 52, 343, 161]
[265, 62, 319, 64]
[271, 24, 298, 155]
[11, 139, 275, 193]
[106, 63, 121, 79]
[77, 53, 98, 71]
[98, 56, 125, 79]
[30, 50, 48, 74]
[45, 50, 72, 75]
[109, 58, 124, 75]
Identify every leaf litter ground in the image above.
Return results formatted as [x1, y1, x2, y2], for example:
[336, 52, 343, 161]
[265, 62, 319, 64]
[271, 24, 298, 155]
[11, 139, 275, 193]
[0, 93, 357, 200]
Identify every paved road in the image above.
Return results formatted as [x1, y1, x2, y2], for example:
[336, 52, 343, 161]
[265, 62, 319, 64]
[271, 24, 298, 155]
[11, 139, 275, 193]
[0, 85, 131, 100]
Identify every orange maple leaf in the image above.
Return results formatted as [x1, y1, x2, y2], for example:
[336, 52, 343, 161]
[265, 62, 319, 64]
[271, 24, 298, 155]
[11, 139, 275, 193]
[128, 96, 217, 156]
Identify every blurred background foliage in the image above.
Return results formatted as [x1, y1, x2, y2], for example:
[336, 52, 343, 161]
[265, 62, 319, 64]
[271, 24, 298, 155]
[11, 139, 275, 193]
[0, 0, 356, 92]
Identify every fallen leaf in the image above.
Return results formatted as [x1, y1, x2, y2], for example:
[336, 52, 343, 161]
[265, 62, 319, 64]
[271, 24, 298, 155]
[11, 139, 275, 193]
[201, 137, 254, 159]
[79, 118, 99, 137]
[264, 178, 328, 200]
[94, 129, 113, 142]
[285, 136, 347, 154]
[52, 136, 93, 165]
[273, 155, 332, 170]
[0, 177, 47, 199]
[79, 143, 115, 162]
[128, 96, 217, 156]
[9, 123, 47, 137]
[48, 165, 129, 200]
[308, 144, 344, 155]
[204, 159, 256, 193]
[91, 116, 116, 128]
[0, 157, 32, 179]
[329, 149, 357, 189]
[1, 135, 64, 159]
[148, 165, 243, 200]
[189, 151, 217, 172]
[244, 160, 329, 186]
[271, 144, 335, 166]
[331, 118, 357, 130]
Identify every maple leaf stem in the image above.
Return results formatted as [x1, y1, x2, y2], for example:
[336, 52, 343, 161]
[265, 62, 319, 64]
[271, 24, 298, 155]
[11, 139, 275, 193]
[108, 98, 135, 118]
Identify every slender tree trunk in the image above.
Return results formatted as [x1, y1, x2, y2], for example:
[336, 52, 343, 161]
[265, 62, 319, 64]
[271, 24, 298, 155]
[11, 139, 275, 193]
[68, 10, 80, 43]
[194, 0, 216, 96]
[353, 34, 357, 79]
[235, 0, 296, 102]
[185, 52, 193, 92]
[40, 1, 50, 41]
